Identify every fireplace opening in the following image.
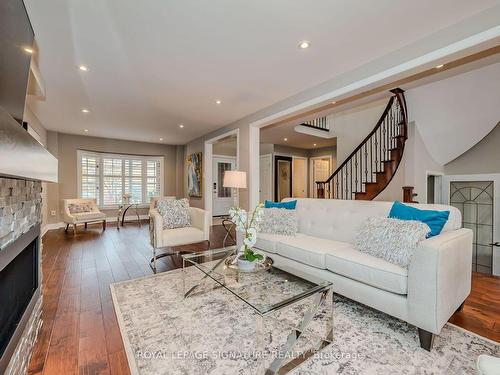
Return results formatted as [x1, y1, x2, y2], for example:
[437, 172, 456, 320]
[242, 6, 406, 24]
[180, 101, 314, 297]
[0, 236, 38, 358]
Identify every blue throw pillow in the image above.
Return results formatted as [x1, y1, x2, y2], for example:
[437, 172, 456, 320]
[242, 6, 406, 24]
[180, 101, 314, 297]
[388, 201, 449, 238]
[264, 200, 297, 210]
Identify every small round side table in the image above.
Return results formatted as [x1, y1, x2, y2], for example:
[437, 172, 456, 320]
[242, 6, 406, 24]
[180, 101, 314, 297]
[117, 203, 141, 229]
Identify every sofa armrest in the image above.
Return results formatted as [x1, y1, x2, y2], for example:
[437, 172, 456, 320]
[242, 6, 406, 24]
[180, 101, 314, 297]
[62, 201, 76, 224]
[149, 208, 164, 248]
[407, 228, 473, 334]
[189, 207, 210, 241]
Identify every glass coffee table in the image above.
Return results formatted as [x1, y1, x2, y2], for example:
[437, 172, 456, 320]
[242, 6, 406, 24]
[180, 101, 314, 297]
[182, 246, 333, 374]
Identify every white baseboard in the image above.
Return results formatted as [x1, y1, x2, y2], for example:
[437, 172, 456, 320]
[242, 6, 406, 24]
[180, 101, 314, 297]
[42, 214, 150, 237]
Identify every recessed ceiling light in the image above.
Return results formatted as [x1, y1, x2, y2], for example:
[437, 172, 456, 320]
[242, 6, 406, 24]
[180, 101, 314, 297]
[284, 138, 288, 141]
[298, 41, 311, 49]
[435, 64, 444, 69]
[313, 143, 317, 146]
[24, 47, 33, 54]
[81, 108, 90, 113]
[159, 137, 163, 141]
[84, 129, 89, 132]
[331, 101, 337, 105]
[179, 124, 184, 128]
[79, 65, 89, 72]
[215, 99, 222, 105]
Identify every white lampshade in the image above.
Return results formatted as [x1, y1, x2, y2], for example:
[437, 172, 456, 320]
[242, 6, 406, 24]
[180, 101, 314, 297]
[223, 170, 247, 189]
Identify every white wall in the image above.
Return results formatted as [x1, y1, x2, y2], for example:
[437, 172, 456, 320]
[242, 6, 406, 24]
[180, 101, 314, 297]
[328, 99, 387, 165]
[407, 61, 500, 165]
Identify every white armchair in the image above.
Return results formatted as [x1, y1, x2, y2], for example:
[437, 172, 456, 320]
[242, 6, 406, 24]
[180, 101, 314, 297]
[149, 197, 210, 272]
[62, 198, 106, 235]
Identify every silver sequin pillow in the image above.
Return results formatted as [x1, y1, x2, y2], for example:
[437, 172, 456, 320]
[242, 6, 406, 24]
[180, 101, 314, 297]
[259, 208, 298, 236]
[355, 216, 430, 268]
[157, 198, 191, 229]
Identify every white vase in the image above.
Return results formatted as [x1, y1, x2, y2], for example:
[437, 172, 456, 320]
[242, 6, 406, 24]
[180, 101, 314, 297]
[237, 256, 257, 271]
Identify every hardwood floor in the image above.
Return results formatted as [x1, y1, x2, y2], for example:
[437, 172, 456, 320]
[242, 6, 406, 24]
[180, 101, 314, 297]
[28, 223, 499, 374]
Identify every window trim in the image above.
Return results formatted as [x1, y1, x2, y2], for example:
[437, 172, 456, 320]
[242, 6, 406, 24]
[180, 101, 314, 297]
[77, 150, 164, 209]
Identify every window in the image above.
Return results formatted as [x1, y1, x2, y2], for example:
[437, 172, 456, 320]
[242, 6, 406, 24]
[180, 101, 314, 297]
[77, 150, 163, 206]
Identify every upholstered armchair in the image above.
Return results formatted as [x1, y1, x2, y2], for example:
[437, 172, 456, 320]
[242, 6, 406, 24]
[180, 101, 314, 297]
[149, 197, 210, 272]
[62, 198, 106, 235]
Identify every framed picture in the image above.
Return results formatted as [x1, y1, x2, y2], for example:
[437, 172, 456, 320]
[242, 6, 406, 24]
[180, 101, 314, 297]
[187, 152, 202, 198]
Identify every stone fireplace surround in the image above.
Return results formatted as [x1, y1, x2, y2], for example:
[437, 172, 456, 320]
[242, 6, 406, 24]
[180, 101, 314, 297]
[0, 177, 43, 375]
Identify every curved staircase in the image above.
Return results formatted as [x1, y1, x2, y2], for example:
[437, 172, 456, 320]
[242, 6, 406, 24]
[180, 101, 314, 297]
[316, 88, 408, 200]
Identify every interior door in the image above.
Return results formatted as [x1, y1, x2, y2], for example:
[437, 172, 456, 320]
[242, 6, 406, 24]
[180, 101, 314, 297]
[259, 154, 272, 203]
[212, 157, 236, 216]
[293, 157, 307, 198]
[442, 174, 500, 276]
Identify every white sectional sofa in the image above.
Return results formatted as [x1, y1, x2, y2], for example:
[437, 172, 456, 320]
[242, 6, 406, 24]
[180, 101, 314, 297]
[255, 198, 473, 350]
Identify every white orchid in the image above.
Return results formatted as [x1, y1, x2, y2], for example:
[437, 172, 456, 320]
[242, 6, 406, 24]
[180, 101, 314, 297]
[229, 203, 265, 263]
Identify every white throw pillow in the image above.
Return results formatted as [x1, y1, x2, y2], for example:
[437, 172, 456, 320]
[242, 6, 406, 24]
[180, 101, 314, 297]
[157, 198, 191, 229]
[355, 216, 430, 268]
[259, 208, 298, 236]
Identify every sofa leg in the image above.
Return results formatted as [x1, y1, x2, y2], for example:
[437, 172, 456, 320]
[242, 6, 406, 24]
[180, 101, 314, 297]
[103, 220, 106, 231]
[85, 222, 88, 229]
[418, 328, 434, 351]
[73, 224, 77, 235]
[456, 301, 465, 313]
[65, 224, 69, 232]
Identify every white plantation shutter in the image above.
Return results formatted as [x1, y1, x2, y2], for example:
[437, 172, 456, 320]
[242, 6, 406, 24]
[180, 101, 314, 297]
[81, 155, 100, 204]
[146, 160, 161, 201]
[78, 151, 163, 206]
[124, 159, 143, 203]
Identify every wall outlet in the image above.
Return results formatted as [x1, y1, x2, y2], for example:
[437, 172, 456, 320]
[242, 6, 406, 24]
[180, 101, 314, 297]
[50, 210, 56, 216]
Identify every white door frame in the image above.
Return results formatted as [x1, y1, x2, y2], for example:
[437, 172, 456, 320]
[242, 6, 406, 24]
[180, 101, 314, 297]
[204, 129, 240, 223]
[259, 153, 273, 203]
[442, 173, 500, 276]
[425, 170, 444, 204]
[292, 156, 308, 198]
[309, 155, 333, 198]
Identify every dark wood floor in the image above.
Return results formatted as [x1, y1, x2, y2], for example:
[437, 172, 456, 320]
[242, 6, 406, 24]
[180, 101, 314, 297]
[28, 222, 499, 375]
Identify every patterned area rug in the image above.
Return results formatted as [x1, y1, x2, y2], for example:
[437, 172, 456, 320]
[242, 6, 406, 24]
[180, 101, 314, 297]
[110, 267, 499, 374]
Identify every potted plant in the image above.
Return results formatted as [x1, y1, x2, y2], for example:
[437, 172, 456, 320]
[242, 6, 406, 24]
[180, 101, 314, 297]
[229, 203, 265, 271]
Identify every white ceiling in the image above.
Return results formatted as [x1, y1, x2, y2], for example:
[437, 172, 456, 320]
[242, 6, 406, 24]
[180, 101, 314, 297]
[24, 0, 500, 145]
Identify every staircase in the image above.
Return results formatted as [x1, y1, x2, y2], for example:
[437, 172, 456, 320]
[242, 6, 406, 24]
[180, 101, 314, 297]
[316, 88, 408, 200]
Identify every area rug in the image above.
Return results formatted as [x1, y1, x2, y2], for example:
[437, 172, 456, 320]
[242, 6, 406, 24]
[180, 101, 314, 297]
[110, 267, 499, 374]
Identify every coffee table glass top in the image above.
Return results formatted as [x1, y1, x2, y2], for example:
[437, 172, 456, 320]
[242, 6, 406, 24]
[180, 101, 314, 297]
[182, 246, 332, 315]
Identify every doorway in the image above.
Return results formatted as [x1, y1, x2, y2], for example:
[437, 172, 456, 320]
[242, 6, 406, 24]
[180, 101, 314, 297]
[310, 155, 332, 198]
[212, 156, 236, 216]
[203, 129, 239, 222]
[292, 157, 308, 198]
[274, 156, 292, 202]
[442, 174, 500, 276]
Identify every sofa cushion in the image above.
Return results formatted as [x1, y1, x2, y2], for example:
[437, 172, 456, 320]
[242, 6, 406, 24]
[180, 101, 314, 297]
[161, 227, 204, 247]
[255, 232, 289, 254]
[281, 198, 461, 244]
[276, 234, 352, 269]
[73, 211, 106, 221]
[325, 244, 408, 295]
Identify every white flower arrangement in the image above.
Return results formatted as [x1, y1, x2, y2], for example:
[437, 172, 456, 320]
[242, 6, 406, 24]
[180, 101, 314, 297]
[229, 203, 265, 262]
[122, 193, 131, 204]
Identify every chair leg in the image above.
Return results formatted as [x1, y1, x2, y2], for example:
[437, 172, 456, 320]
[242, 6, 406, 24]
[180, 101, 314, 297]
[73, 224, 77, 235]
[418, 328, 434, 351]
[103, 220, 106, 231]
[151, 247, 157, 274]
[65, 224, 69, 232]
